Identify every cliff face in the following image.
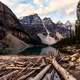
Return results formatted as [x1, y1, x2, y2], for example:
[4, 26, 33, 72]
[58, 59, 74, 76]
[0, 2, 23, 30]
[0, 2, 25, 40]
[20, 14, 47, 44]
[20, 14, 46, 36]
[43, 18, 71, 37]
[0, 2, 42, 45]
[0, 2, 31, 54]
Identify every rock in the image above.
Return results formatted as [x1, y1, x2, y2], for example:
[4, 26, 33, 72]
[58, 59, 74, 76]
[43, 17, 70, 38]
[0, 2, 24, 33]
[0, 2, 31, 48]
[4, 33, 30, 54]
[20, 14, 47, 44]
[20, 14, 46, 35]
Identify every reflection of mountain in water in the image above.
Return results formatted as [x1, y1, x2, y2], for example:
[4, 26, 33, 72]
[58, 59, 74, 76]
[19, 46, 59, 56]
[41, 46, 59, 56]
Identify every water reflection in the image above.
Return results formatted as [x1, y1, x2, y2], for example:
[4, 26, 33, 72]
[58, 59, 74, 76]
[19, 46, 59, 56]
[41, 46, 59, 56]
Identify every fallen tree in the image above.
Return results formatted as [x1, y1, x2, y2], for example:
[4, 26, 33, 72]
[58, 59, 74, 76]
[52, 57, 77, 80]
[29, 64, 51, 80]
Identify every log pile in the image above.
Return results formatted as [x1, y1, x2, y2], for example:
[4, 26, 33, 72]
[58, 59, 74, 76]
[0, 55, 77, 80]
[58, 53, 80, 80]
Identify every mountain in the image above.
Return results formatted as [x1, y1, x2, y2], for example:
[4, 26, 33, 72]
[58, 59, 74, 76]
[56, 21, 71, 37]
[20, 14, 47, 44]
[56, 21, 65, 27]
[0, 2, 31, 43]
[0, 1, 73, 46]
[20, 14, 71, 38]
[0, 2, 24, 31]
[20, 14, 46, 35]
[43, 17, 56, 33]
[43, 18, 71, 37]
[20, 14, 72, 45]
[3, 33, 30, 54]
[20, 14, 66, 38]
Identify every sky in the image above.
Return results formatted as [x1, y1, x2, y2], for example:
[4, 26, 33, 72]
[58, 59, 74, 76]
[0, 0, 79, 23]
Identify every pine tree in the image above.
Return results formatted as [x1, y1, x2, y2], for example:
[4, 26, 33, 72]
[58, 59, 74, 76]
[75, 0, 80, 40]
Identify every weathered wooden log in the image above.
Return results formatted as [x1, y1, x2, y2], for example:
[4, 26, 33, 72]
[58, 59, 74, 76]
[0, 70, 18, 80]
[52, 57, 77, 80]
[30, 64, 51, 80]
[18, 70, 36, 80]
[5, 66, 41, 70]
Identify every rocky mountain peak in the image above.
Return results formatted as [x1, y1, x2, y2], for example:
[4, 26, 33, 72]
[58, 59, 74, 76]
[56, 21, 63, 25]
[43, 17, 53, 25]
[65, 21, 72, 26]
[20, 13, 42, 25]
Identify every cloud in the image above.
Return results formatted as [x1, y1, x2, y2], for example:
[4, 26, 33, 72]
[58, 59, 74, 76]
[64, 5, 76, 16]
[0, 0, 79, 22]
[15, 0, 79, 17]
[14, 3, 34, 17]
[33, 0, 44, 5]
[42, 0, 78, 15]
[0, 0, 79, 16]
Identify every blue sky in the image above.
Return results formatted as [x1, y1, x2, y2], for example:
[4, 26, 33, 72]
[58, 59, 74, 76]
[0, 0, 79, 23]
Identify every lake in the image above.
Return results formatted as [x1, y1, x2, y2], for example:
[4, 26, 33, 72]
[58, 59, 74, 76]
[18, 46, 60, 56]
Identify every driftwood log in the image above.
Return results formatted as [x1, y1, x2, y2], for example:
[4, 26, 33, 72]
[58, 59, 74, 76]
[52, 57, 77, 80]
[29, 64, 51, 80]
[0, 56, 77, 80]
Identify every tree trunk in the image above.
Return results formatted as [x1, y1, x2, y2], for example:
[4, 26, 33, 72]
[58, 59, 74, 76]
[52, 58, 76, 80]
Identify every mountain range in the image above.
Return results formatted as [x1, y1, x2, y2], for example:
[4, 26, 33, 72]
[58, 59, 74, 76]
[0, 1, 74, 46]
[20, 14, 73, 41]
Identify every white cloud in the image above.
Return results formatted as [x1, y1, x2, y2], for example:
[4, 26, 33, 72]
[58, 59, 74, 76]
[33, 0, 44, 5]
[15, 0, 79, 17]
[14, 4, 35, 17]
[40, 0, 78, 15]
[64, 6, 76, 16]
[0, 0, 79, 21]
[0, 0, 79, 16]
